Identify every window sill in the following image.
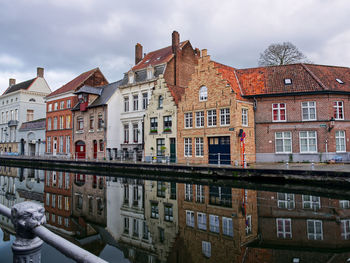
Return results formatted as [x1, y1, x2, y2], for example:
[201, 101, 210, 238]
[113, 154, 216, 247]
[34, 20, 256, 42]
[88, 130, 94, 133]
[76, 131, 84, 134]
[299, 152, 318, 154]
[97, 129, 103, 132]
[275, 152, 292, 154]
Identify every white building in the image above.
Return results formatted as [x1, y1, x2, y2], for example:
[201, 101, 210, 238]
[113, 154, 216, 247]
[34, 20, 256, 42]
[0, 67, 51, 155]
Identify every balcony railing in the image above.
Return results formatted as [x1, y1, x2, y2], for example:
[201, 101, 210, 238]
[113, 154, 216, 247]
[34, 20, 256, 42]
[8, 120, 18, 127]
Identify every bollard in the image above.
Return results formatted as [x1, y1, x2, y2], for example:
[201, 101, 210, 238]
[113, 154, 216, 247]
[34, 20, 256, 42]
[11, 202, 46, 263]
[311, 162, 315, 170]
[286, 162, 289, 169]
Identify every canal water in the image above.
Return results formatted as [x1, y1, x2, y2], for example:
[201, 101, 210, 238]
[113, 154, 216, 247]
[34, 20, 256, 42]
[1, 166, 350, 263]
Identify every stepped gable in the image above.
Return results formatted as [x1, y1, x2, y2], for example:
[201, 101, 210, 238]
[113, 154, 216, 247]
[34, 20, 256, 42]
[166, 84, 185, 105]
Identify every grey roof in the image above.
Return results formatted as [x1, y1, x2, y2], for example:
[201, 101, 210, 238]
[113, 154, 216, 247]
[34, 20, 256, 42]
[3, 78, 36, 95]
[74, 85, 103, 96]
[120, 64, 166, 86]
[19, 118, 46, 131]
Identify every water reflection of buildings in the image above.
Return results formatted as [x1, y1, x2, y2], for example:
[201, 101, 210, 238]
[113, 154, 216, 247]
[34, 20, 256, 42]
[252, 191, 350, 262]
[169, 184, 258, 263]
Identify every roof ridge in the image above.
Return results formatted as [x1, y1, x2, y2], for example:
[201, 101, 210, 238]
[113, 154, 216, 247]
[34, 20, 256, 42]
[233, 69, 244, 96]
[301, 63, 328, 90]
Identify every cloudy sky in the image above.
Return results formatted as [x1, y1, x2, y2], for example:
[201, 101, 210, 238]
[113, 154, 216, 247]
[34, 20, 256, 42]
[0, 0, 350, 94]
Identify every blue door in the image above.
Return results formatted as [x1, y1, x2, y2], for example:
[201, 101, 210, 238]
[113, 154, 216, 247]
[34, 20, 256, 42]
[208, 136, 230, 165]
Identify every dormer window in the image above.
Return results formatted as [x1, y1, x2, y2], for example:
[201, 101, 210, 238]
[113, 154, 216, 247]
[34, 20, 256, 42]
[199, 86, 207, 101]
[284, 78, 292, 85]
[144, 59, 150, 64]
[147, 66, 153, 80]
[128, 72, 134, 84]
[336, 78, 344, 84]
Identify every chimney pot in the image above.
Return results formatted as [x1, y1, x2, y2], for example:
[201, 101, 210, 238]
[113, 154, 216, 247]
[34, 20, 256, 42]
[172, 31, 180, 53]
[37, 67, 44, 78]
[9, 78, 16, 87]
[135, 43, 143, 65]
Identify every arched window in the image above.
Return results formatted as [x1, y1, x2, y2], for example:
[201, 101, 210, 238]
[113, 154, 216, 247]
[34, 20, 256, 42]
[199, 86, 207, 101]
[158, 95, 163, 109]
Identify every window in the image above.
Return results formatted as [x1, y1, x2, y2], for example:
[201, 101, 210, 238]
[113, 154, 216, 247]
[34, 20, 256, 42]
[77, 117, 83, 131]
[10, 110, 13, 120]
[5, 111, 8, 122]
[302, 101, 316, 121]
[284, 78, 292, 85]
[242, 108, 248, 126]
[142, 93, 148, 109]
[47, 137, 51, 152]
[65, 136, 70, 153]
[133, 95, 138, 111]
[185, 112, 193, 128]
[170, 182, 177, 200]
[151, 203, 159, 218]
[99, 140, 104, 151]
[275, 132, 292, 153]
[157, 181, 166, 197]
[124, 124, 129, 143]
[277, 193, 295, 209]
[163, 116, 172, 132]
[185, 184, 193, 201]
[341, 219, 350, 240]
[334, 101, 344, 120]
[66, 115, 71, 129]
[60, 116, 64, 129]
[222, 217, 233, 237]
[209, 214, 219, 233]
[97, 114, 103, 129]
[15, 109, 18, 121]
[147, 68, 153, 79]
[128, 73, 134, 84]
[150, 117, 158, 132]
[272, 103, 286, 122]
[186, 210, 194, 227]
[133, 219, 139, 237]
[48, 104, 52, 112]
[53, 117, 57, 130]
[245, 215, 252, 235]
[276, 218, 292, 238]
[202, 241, 211, 258]
[199, 86, 207, 101]
[196, 111, 204, 128]
[195, 137, 204, 157]
[52, 214, 56, 223]
[27, 109, 34, 121]
[58, 216, 62, 225]
[340, 200, 350, 209]
[158, 95, 163, 109]
[64, 218, 69, 227]
[46, 193, 50, 206]
[336, 78, 344, 84]
[157, 138, 165, 157]
[207, 110, 217, 127]
[64, 196, 69, 211]
[54, 102, 58, 111]
[159, 227, 165, 243]
[195, 185, 205, 203]
[300, 131, 317, 153]
[89, 115, 94, 130]
[47, 118, 52, 131]
[124, 97, 129, 112]
[58, 195, 63, 209]
[67, 100, 71, 108]
[59, 136, 64, 153]
[184, 138, 192, 157]
[220, 108, 230, 126]
[302, 195, 320, 210]
[143, 221, 149, 240]
[52, 194, 56, 208]
[197, 212, 207, 230]
[307, 219, 323, 240]
[133, 123, 138, 143]
[124, 217, 129, 234]
[164, 205, 173, 222]
[336, 131, 346, 152]
[60, 101, 64, 109]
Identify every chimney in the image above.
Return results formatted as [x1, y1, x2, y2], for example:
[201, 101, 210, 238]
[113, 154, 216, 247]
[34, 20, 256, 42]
[37, 67, 44, 78]
[135, 43, 143, 65]
[172, 31, 180, 54]
[9, 78, 16, 87]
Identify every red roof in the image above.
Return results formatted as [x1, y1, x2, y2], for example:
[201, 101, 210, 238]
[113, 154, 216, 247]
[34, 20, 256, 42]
[46, 68, 102, 98]
[132, 41, 188, 71]
[235, 63, 350, 96]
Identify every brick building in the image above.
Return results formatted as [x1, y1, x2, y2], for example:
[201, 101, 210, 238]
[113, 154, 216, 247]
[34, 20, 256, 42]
[45, 68, 108, 157]
[237, 63, 350, 162]
[177, 50, 255, 165]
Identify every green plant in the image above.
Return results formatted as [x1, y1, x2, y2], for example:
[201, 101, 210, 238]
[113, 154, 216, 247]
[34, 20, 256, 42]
[150, 129, 157, 133]
[163, 128, 171, 132]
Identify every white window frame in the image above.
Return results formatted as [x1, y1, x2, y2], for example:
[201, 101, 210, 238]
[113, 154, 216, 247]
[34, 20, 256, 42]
[272, 103, 286, 122]
[334, 101, 344, 120]
[207, 109, 217, 127]
[242, 108, 248, 126]
[336, 130, 346, 152]
[340, 200, 350, 209]
[197, 212, 207, 230]
[220, 108, 230, 126]
[186, 210, 194, 227]
[47, 118, 52, 131]
[299, 131, 317, 153]
[209, 214, 219, 233]
[133, 94, 138, 111]
[199, 86, 207, 101]
[275, 131, 292, 153]
[307, 219, 323, 240]
[341, 219, 350, 240]
[202, 241, 211, 258]
[302, 195, 321, 210]
[195, 185, 205, 203]
[301, 101, 316, 121]
[124, 96, 129, 112]
[195, 111, 204, 128]
[276, 218, 292, 238]
[184, 138, 192, 157]
[184, 112, 193, 128]
[277, 193, 295, 209]
[185, 184, 193, 201]
[195, 137, 204, 157]
[222, 217, 233, 237]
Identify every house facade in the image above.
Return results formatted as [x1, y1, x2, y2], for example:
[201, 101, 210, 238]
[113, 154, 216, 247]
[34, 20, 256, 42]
[45, 68, 108, 158]
[177, 50, 255, 165]
[17, 118, 46, 156]
[0, 67, 51, 154]
[237, 63, 350, 162]
[116, 31, 199, 160]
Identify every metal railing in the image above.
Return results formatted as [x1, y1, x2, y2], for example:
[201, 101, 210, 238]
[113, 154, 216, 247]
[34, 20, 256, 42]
[0, 202, 108, 263]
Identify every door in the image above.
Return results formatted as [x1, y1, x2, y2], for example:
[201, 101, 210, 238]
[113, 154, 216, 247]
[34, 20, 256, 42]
[170, 138, 176, 163]
[29, 144, 35, 156]
[208, 136, 230, 165]
[93, 140, 97, 159]
[53, 137, 57, 156]
[75, 141, 86, 159]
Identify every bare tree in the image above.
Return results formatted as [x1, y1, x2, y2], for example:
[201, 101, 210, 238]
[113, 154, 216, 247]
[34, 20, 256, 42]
[258, 42, 308, 66]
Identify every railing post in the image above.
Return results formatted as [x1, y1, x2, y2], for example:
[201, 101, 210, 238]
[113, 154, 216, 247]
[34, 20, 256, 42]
[11, 202, 46, 263]
[218, 153, 221, 167]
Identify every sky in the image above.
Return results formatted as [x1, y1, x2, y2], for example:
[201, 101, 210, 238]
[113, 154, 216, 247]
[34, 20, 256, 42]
[0, 0, 350, 94]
